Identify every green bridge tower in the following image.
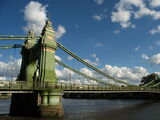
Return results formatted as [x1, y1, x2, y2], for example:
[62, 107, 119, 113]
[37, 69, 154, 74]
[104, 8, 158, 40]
[10, 20, 63, 117]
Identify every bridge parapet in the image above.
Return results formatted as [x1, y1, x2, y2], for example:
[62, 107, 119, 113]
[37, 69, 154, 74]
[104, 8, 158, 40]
[0, 80, 159, 92]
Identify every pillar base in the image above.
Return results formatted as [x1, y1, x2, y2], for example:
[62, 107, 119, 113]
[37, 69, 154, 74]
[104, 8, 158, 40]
[9, 90, 63, 118]
[10, 92, 40, 117]
[39, 105, 63, 117]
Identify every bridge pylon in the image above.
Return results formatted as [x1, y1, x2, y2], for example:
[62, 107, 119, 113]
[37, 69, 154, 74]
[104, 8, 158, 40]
[10, 20, 63, 117]
[38, 20, 63, 117]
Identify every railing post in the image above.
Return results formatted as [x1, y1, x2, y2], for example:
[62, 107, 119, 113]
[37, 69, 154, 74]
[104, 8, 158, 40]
[21, 82, 23, 89]
[61, 83, 62, 90]
[9, 81, 11, 89]
[55, 82, 58, 89]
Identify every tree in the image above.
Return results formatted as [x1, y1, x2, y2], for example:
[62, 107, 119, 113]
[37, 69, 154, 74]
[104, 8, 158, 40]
[140, 73, 160, 85]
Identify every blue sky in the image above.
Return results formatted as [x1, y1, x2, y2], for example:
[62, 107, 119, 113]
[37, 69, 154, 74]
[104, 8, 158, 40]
[1, 0, 160, 83]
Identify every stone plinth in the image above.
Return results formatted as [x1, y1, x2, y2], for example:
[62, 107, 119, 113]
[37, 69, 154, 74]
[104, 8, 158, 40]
[39, 90, 63, 117]
[9, 90, 63, 118]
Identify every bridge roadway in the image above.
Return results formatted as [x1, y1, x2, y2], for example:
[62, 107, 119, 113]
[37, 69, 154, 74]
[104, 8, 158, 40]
[0, 81, 159, 94]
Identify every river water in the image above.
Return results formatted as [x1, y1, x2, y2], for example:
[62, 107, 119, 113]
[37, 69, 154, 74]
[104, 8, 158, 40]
[0, 99, 160, 120]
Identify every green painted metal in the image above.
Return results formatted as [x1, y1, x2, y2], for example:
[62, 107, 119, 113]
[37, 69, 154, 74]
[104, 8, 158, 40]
[0, 35, 40, 38]
[39, 20, 57, 83]
[18, 30, 38, 82]
[0, 38, 33, 40]
[41, 91, 48, 106]
[0, 44, 22, 49]
[0, 34, 135, 86]
[0, 40, 134, 86]
[0, 44, 21, 47]
[0, 80, 159, 93]
[0, 46, 17, 49]
[48, 90, 62, 105]
[0, 21, 136, 86]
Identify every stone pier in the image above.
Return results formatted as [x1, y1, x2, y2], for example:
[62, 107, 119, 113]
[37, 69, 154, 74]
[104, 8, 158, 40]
[10, 90, 63, 117]
[39, 90, 63, 117]
[10, 92, 40, 117]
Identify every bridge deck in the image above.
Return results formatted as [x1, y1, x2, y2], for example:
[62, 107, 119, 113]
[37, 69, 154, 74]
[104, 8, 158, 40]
[0, 81, 159, 93]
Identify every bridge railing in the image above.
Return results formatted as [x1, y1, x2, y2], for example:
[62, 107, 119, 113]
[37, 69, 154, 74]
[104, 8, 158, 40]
[0, 81, 50, 90]
[0, 81, 159, 92]
[56, 82, 160, 92]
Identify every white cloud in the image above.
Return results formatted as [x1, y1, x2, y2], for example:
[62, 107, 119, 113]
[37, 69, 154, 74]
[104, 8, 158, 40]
[90, 53, 100, 65]
[0, 59, 22, 80]
[142, 54, 149, 60]
[113, 29, 121, 34]
[56, 61, 148, 85]
[92, 14, 103, 21]
[84, 59, 99, 66]
[155, 40, 160, 46]
[57, 66, 99, 85]
[56, 67, 98, 85]
[56, 68, 74, 80]
[95, 42, 103, 47]
[94, 0, 104, 5]
[55, 55, 62, 61]
[23, 1, 48, 35]
[148, 46, 153, 50]
[91, 53, 97, 58]
[102, 65, 148, 84]
[111, 0, 160, 28]
[134, 46, 140, 51]
[142, 53, 160, 65]
[67, 56, 73, 61]
[80, 68, 93, 77]
[111, 10, 132, 28]
[23, 1, 66, 39]
[150, 0, 160, 8]
[55, 25, 66, 40]
[95, 58, 99, 62]
[150, 25, 160, 35]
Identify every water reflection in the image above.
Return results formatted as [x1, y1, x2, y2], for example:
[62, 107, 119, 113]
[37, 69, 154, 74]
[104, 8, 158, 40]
[0, 99, 160, 120]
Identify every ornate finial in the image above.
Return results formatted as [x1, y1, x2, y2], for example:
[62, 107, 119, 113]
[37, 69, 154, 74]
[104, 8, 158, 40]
[41, 15, 54, 36]
[44, 20, 52, 30]
[28, 29, 34, 37]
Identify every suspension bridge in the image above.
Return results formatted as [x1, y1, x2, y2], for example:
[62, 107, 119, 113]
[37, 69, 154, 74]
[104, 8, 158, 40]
[0, 20, 159, 117]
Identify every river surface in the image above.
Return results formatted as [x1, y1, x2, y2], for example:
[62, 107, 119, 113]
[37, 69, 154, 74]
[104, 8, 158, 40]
[0, 99, 160, 120]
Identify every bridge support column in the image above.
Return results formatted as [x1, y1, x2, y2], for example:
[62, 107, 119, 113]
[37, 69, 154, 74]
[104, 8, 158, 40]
[10, 92, 40, 117]
[39, 90, 63, 117]
[41, 91, 48, 106]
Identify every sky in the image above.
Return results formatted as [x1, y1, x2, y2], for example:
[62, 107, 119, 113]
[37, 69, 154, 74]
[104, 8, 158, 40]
[0, 0, 160, 84]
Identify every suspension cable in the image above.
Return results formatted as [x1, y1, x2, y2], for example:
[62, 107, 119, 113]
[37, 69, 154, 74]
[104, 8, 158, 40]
[55, 59, 117, 86]
[0, 35, 134, 86]
[0, 44, 22, 49]
[56, 42, 134, 86]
